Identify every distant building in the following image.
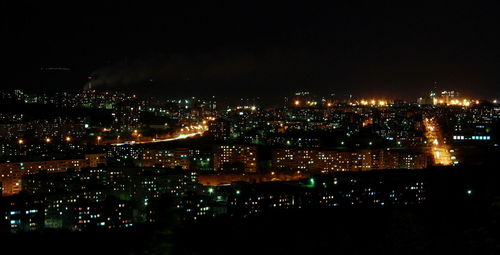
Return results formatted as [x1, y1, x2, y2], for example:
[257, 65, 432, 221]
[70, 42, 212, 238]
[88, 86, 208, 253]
[1, 194, 45, 233]
[141, 148, 190, 169]
[214, 145, 257, 173]
[273, 149, 427, 173]
[20, 167, 199, 230]
[0, 153, 107, 196]
[207, 119, 230, 141]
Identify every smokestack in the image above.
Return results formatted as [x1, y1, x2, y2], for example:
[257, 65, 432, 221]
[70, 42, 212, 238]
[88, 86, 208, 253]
[84, 76, 94, 90]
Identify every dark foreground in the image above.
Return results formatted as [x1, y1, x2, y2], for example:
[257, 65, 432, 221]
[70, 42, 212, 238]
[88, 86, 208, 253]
[2, 203, 499, 255]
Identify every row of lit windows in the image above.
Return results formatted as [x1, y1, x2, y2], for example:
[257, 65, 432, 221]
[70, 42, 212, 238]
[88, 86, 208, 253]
[453, 135, 491, 140]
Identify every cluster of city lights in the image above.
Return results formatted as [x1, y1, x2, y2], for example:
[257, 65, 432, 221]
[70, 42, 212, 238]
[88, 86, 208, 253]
[234, 105, 258, 111]
[180, 124, 208, 132]
[293, 100, 320, 107]
[432, 98, 478, 106]
[357, 99, 388, 106]
[290, 99, 392, 107]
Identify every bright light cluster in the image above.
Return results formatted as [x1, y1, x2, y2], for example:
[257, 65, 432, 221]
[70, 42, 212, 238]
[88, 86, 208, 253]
[433, 98, 476, 106]
[355, 99, 388, 106]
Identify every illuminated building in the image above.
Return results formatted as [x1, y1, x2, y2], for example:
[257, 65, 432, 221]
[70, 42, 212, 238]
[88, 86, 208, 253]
[201, 170, 427, 218]
[140, 148, 190, 169]
[273, 149, 427, 173]
[273, 149, 317, 171]
[452, 135, 491, 141]
[207, 119, 230, 141]
[439, 90, 460, 104]
[424, 90, 475, 106]
[20, 167, 199, 229]
[197, 172, 306, 186]
[225, 183, 304, 217]
[214, 145, 258, 172]
[189, 149, 213, 171]
[307, 171, 426, 208]
[73, 198, 134, 231]
[0, 154, 107, 196]
[1, 194, 44, 233]
[113, 103, 142, 131]
[107, 145, 143, 161]
[0, 117, 88, 141]
[85, 154, 107, 167]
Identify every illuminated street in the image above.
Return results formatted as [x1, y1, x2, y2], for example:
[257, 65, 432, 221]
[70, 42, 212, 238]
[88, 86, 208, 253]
[424, 117, 453, 165]
[112, 131, 204, 146]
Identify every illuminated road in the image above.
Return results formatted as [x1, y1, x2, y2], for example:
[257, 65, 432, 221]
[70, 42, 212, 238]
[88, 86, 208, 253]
[423, 117, 453, 165]
[112, 131, 204, 146]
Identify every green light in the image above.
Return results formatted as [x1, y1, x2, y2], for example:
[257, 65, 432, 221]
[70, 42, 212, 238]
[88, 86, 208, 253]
[236, 190, 241, 195]
[303, 178, 316, 188]
[467, 189, 472, 195]
[208, 188, 214, 194]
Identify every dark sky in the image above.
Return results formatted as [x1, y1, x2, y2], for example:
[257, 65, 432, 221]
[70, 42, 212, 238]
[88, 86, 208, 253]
[3, 2, 500, 103]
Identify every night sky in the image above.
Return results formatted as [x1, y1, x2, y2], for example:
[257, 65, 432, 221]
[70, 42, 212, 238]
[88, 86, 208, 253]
[3, 2, 500, 103]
